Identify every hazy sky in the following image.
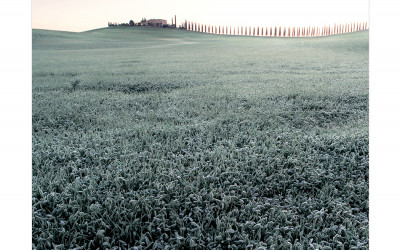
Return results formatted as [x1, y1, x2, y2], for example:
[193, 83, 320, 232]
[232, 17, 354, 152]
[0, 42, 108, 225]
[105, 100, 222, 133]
[32, 0, 369, 32]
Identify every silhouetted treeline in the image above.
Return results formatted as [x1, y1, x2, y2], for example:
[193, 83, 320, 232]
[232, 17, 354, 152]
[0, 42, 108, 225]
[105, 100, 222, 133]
[108, 18, 179, 28]
[108, 21, 135, 27]
[182, 20, 369, 37]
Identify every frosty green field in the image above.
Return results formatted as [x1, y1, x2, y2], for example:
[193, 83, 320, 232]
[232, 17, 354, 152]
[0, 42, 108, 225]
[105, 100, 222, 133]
[32, 27, 368, 249]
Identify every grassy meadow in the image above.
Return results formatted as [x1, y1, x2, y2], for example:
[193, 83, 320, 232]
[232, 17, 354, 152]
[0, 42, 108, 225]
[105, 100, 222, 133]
[32, 27, 369, 249]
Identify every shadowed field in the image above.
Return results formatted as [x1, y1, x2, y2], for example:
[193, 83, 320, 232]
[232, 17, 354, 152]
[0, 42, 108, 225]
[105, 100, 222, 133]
[32, 27, 368, 249]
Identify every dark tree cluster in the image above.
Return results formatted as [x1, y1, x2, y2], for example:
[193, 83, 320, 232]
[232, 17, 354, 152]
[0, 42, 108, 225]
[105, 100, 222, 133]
[108, 20, 135, 27]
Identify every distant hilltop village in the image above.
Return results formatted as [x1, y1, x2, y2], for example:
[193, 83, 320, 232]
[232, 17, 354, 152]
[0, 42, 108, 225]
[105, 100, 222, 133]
[108, 16, 369, 37]
[108, 15, 182, 28]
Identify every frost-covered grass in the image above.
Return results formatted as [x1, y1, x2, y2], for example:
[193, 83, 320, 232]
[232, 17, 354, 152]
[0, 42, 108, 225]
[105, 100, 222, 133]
[32, 27, 368, 249]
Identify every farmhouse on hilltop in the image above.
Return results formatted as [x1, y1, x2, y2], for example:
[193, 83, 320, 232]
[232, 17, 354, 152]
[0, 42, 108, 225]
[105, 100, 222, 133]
[140, 19, 167, 27]
[108, 16, 178, 28]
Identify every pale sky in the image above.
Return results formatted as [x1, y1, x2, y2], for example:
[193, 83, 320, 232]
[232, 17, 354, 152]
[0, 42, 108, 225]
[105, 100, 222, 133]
[32, 0, 369, 32]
